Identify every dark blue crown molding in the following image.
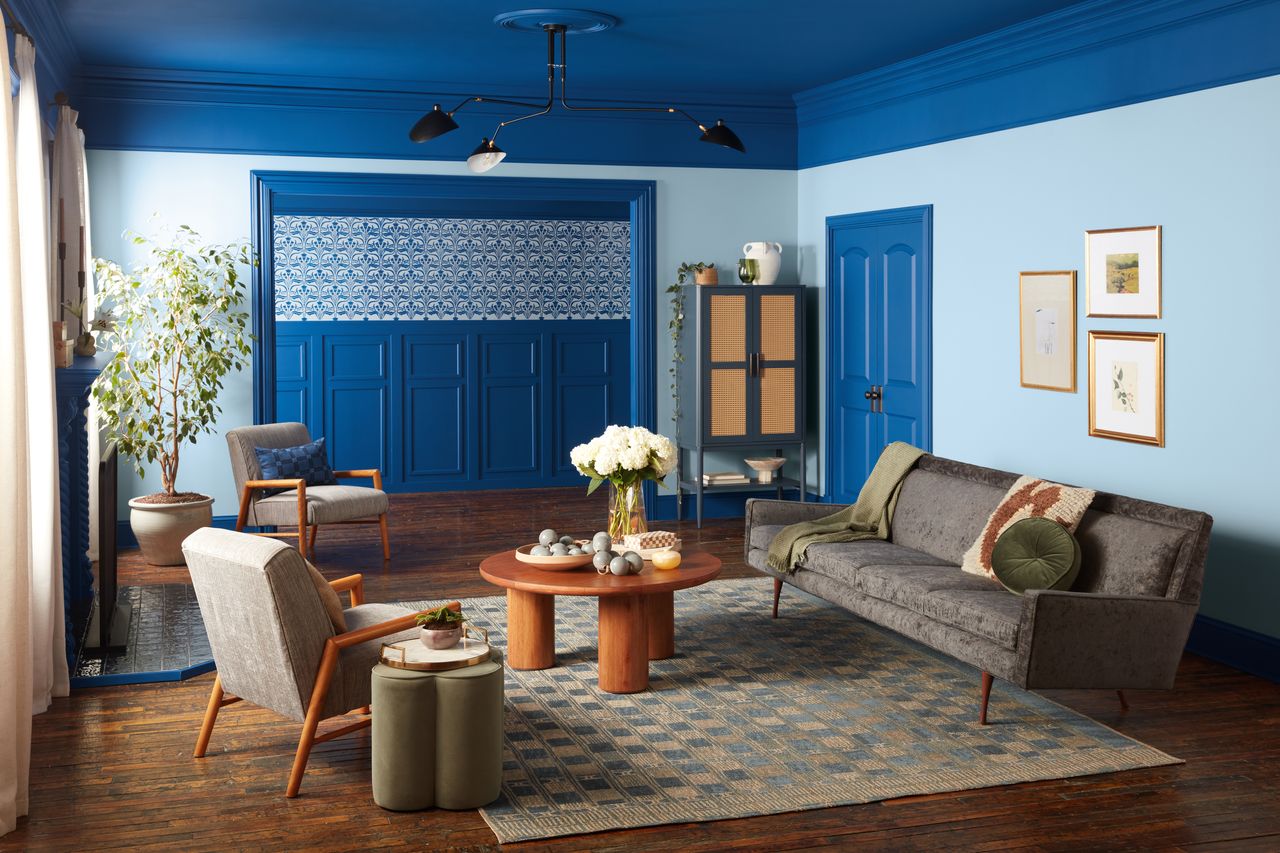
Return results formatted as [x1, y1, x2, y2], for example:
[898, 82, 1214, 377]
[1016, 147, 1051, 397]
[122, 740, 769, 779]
[74, 65, 797, 170]
[5, 0, 79, 115]
[793, 0, 1280, 168]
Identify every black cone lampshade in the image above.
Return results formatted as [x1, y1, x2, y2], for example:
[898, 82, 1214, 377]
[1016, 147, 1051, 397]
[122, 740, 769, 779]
[410, 105, 460, 143]
[466, 138, 507, 173]
[700, 119, 745, 153]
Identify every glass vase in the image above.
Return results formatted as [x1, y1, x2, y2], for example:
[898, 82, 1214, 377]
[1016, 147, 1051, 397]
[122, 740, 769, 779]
[607, 481, 648, 544]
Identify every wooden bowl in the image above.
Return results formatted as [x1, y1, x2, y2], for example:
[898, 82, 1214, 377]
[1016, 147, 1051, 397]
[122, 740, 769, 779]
[513, 542, 594, 571]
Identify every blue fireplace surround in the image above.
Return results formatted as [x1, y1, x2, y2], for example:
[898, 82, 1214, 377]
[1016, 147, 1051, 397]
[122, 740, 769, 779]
[57, 354, 106, 666]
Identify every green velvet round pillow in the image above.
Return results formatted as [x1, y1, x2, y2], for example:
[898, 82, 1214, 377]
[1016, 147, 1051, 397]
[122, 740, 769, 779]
[990, 517, 1081, 595]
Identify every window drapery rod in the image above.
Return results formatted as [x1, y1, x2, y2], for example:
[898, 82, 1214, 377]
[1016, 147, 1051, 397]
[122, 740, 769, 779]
[0, 0, 31, 40]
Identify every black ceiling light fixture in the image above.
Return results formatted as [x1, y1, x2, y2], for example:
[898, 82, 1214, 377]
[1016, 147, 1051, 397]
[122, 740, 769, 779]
[409, 9, 746, 172]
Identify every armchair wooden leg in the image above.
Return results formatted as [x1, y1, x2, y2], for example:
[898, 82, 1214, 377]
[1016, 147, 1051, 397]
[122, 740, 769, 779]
[1116, 689, 1130, 711]
[235, 487, 252, 532]
[772, 578, 782, 619]
[286, 643, 338, 798]
[979, 671, 993, 725]
[297, 490, 309, 560]
[378, 513, 391, 561]
[309, 524, 318, 554]
[194, 675, 225, 757]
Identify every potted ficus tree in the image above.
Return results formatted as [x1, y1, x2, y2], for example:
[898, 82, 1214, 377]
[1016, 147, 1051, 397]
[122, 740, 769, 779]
[93, 226, 256, 566]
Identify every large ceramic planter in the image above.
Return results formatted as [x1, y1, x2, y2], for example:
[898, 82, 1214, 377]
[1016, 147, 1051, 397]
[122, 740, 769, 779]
[128, 495, 214, 566]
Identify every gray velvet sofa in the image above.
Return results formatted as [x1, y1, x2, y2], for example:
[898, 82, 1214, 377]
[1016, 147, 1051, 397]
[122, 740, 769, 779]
[745, 454, 1212, 722]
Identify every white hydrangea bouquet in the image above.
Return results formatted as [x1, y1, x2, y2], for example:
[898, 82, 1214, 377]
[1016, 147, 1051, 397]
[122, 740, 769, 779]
[571, 425, 676, 541]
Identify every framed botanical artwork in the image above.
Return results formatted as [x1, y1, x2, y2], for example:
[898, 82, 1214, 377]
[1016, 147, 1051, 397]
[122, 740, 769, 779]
[1088, 331, 1164, 446]
[1085, 226, 1161, 318]
[1019, 270, 1076, 392]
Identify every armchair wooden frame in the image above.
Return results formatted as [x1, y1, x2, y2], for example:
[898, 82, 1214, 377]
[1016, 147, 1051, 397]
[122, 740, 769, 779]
[234, 469, 391, 561]
[193, 576, 460, 798]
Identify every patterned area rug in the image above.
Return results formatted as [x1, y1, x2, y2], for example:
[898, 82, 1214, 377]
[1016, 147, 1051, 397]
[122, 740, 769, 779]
[405, 578, 1179, 844]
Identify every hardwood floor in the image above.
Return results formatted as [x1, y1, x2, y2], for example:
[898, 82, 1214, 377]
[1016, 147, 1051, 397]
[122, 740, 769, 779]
[7, 489, 1280, 851]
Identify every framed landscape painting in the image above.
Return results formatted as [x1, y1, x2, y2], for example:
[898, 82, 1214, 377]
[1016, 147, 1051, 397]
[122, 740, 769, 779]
[1085, 226, 1161, 318]
[1019, 270, 1076, 392]
[1088, 331, 1164, 446]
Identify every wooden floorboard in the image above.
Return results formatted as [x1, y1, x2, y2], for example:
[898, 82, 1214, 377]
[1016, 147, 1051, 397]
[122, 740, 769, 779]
[6, 488, 1280, 851]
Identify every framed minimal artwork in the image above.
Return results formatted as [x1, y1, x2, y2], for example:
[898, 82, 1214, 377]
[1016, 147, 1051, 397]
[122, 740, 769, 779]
[1019, 270, 1076, 392]
[1088, 331, 1164, 446]
[1085, 226, 1161, 318]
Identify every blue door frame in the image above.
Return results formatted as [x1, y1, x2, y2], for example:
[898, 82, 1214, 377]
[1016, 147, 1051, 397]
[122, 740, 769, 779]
[824, 204, 933, 502]
[249, 171, 658, 506]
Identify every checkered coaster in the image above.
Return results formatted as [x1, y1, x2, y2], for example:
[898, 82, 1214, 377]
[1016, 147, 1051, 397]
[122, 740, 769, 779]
[403, 578, 1179, 844]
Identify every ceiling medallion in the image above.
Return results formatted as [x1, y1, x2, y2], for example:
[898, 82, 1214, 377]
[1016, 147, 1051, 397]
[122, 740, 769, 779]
[409, 8, 745, 172]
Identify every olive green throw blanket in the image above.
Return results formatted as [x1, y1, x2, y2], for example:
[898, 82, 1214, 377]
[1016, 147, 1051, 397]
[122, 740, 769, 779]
[766, 442, 925, 574]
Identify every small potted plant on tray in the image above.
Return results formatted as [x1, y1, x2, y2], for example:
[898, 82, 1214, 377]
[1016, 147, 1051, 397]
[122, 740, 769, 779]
[416, 605, 466, 650]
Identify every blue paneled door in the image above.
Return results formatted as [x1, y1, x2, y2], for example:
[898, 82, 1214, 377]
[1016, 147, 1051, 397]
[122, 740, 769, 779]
[826, 206, 932, 504]
[275, 319, 629, 493]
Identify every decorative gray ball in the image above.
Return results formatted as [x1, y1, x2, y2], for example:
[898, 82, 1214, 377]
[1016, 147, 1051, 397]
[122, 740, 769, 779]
[530, 544, 552, 557]
[592, 551, 612, 571]
[580, 539, 595, 554]
[550, 543, 570, 556]
[592, 532, 612, 552]
[559, 535, 575, 546]
[567, 546, 584, 556]
[609, 556, 630, 576]
[539, 529, 558, 547]
[623, 551, 644, 573]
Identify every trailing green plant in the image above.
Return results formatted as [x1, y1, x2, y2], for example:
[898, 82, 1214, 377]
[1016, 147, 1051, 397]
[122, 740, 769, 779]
[666, 262, 714, 430]
[92, 226, 257, 496]
[415, 606, 465, 630]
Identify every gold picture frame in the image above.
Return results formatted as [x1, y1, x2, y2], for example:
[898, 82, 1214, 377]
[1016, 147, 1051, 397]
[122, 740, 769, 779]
[1088, 331, 1164, 446]
[1019, 271, 1076, 392]
[1085, 225, 1162, 318]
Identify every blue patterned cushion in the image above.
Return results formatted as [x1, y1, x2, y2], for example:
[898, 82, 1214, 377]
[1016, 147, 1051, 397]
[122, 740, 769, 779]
[253, 438, 336, 495]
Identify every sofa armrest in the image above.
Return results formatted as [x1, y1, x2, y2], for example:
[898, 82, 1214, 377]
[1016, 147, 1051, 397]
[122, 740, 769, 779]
[1020, 590, 1197, 690]
[744, 499, 842, 561]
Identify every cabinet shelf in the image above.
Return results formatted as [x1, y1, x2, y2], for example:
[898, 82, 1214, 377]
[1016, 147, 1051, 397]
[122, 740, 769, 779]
[679, 476, 803, 493]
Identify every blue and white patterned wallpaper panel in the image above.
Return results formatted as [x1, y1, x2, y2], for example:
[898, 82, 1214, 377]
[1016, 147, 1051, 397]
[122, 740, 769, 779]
[272, 215, 631, 321]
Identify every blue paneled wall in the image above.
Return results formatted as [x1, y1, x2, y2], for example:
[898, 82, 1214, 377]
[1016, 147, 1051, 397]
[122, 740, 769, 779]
[272, 211, 632, 492]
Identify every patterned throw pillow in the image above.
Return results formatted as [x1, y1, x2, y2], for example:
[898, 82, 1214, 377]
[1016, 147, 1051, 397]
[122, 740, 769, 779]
[961, 475, 1096, 579]
[253, 437, 336, 495]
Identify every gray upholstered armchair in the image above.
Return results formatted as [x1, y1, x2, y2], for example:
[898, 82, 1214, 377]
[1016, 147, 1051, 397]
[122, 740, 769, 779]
[183, 528, 444, 797]
[226, 422, 390, 561]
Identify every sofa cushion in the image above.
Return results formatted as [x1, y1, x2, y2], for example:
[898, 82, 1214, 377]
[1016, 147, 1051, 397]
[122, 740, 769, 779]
[1073, 510, 1187, 597]
[961, 476, 1096, 579]
[749, 523, 788, 553]
[890, 470, 1007, 565]
[803, 540, 946, 583]
[856, 564, 1022, 648]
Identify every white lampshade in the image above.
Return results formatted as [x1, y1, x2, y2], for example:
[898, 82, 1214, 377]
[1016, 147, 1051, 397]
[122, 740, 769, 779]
[466, 138, 506, 173]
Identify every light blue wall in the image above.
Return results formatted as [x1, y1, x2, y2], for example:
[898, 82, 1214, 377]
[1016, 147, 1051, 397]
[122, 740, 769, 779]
[86, 151, 798, 517]
[797, 74, 1280, 639]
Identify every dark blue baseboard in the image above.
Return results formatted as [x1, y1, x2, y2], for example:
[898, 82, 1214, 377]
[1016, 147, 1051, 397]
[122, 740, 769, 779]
[1185, 614, 1280, 684]
[116, 515, 245, 550]
[650, 490, 822, 522]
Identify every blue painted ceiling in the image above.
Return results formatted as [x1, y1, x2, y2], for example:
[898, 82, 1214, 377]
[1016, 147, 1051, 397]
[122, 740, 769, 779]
[56, 0, 1085, 101]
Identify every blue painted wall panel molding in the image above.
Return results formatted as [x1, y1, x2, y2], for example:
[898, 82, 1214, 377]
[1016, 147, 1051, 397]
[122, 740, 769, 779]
[76, 66, 797, 170]
[794, 0, 1280, 167]
[273, 214, 630, 321]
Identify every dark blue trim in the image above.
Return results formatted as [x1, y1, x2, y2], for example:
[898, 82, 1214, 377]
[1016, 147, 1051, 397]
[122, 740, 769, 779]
[5, 0, 78, 123]
[77, 67, 796, 170]
[250, 172, 658, 503]
[824, 205, 933, 498]
[71, 659, 215, 689]
[1186, 614, 1280, 684]
[795, 0, 1280, 168]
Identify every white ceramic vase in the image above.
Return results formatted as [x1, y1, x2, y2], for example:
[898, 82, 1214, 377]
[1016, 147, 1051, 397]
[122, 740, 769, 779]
[128, 495, 214, 566]
[742, 242, 782, 285]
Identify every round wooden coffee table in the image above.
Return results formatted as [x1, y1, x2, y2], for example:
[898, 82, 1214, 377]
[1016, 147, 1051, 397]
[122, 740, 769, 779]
[479, 549, 722, 694]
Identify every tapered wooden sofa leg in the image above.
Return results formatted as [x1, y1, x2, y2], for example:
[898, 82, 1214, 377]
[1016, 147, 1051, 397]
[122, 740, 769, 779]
[979, 671, 993, 725]
[771, 578, 782, 619]
[1117, 689, 1130, 711]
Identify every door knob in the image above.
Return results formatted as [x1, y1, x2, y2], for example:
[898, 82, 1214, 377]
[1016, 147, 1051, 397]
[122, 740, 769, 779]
[864, 390, 873, 400]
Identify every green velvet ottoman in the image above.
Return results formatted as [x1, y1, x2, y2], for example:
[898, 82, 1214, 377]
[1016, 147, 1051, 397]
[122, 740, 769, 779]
[370, 656, 505, 811]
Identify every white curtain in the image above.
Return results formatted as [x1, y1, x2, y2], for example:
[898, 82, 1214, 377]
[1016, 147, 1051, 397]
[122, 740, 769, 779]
[50, 103, 98, 559]
[1, 30, 70, 836]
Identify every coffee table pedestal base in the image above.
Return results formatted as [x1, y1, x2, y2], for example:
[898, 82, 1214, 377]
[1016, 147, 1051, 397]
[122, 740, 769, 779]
[598, 595, 650, 693]
[506, 589, 555, 670]
[645, 591, 675, 661]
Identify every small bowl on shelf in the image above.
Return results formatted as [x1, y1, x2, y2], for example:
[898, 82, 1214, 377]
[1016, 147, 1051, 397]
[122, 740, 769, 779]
[744, 457, 786, 484]
[513, 542, 595, 571]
